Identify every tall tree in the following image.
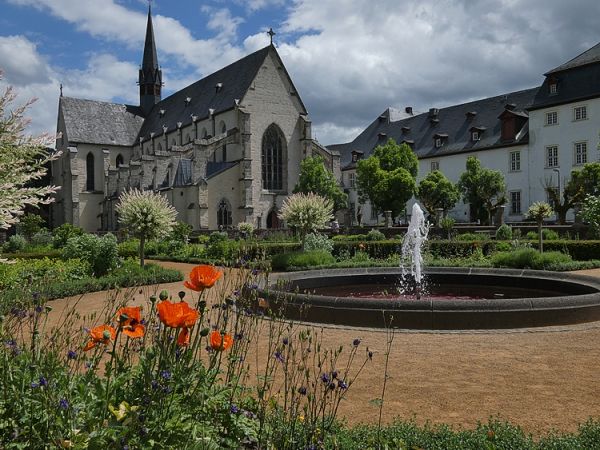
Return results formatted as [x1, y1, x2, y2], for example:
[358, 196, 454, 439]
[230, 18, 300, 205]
[458, 156, 506, 225]
[356, 139, 418, 218]
[0, 77, 59, 229]
[293, 155, 348, 212]
[417, 170, 460, 218]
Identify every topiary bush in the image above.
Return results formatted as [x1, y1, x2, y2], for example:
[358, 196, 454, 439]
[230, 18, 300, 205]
[456, 232, 489, 241]
[271, 250, 336, 271]
[303, 232, 333, 253]
[525, 229, 559, 241]
[495, 224, 513, 240]
[62, 233, 119, 276]
[366, 229, 386, 241]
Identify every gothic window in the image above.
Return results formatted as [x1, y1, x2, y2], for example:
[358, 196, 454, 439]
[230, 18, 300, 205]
[201, 128, 208, 139]
[86, 152, 95, 191]
[220, 121, 227, 134]
[157, 142, 163, 152]
[217, 199, 232, 228]
[116, 154, 124, 168]
[261, 124, 284, 191]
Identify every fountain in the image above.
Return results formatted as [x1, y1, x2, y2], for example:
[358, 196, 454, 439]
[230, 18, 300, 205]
[260, 206, 600, 329]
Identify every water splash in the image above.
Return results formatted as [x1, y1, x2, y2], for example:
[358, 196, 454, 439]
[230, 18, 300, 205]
[401, 203, 430, 299]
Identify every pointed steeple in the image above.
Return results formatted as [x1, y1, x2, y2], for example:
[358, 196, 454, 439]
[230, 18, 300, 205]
[138, 4, 162, 114]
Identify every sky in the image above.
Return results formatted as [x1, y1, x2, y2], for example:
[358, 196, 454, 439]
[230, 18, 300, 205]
[1, 0, 600, 146]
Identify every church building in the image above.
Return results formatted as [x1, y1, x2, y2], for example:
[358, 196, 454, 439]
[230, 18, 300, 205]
[52, 7, 338, 232]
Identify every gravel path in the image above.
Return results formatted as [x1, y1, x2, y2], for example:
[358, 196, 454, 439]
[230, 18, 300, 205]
[44, 261, 600, 434]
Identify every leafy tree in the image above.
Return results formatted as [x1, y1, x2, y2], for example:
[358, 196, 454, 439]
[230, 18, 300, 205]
[293, 155, 348, 212]
[116, 189, 177, 267]
[581, 194, 600, 238]
[458, 157, 506, 225]
[356, 139, 418, 218]
[0, 76, 59, 229]
[417, 170, 460, 218]
[527, 201, 553, 253]
[278, 192, 333, 248]
[546, 162, 600, 224]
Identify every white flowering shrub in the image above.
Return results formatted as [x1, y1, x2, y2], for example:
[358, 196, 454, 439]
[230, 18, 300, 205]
[278, 193, 333, 247]
[526, 201, 554, 253]
[116, 189, 177, 266]
[582, 194, 600, 238]
[0, 75, 60, 229]
[303, 232, 334, 253]
[237, 221, 255, 237]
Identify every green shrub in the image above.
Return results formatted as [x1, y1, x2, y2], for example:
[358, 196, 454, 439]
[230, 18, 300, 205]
[491, 248, 572, 270]
[439, 216, 455, 239]
[17, 213, 44, 240]
[169, 221, 193, 242]
[118, 238, 140, 258]
[525, 229, 559, 241]
[206, 236, 239, 261]
[63, 233, 119, 276]
[455, 232, 489, 241]
[331, 234, 368, 241]
[495, 224, 513, 240]
[3, 234, 26, 252]
[303, 232, 333, 253]
[0, 257, 91, 291]
[366, 229, 386, 241]
[30, 228, 53, 247]
[52, 223, 84, 249]
[271, 250, 336, 271]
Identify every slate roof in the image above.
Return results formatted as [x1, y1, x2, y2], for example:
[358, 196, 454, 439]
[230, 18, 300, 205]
[206, 160, 239, 179]
[142, 6, 159, 73]
[174, 158, 193, 187]
[60, 97, 144, 146]
[546, 41, 600, 75]
[138, 46, 272, 141]
[330, 87, 539, 169]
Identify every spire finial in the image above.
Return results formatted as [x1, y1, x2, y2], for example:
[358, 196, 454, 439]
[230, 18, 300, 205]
[60, 83, 63, 97]
[267, 28, 276, 46]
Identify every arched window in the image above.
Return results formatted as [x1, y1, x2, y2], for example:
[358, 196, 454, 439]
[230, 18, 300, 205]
[201, 128, 208, 139]
[116, 154, 124, 168]
[157, 142, 163, 152]
[266, 209, 280, 229]
[86, 152, 95, 191]
[219, 121, 227, 134]
[217, 199, 232, 228]
[261, 124, 284, 190]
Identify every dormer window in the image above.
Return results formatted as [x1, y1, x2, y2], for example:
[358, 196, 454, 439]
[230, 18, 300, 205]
[401, 126, 411, 133]
[549, 81, 558, 95]
[469, 126, 486, 142]
[435, 138, 443, 148]
[471, 131, 480, 141]
[351, 150, 364, 163]
[433, 133, 448, 148]
[466, 111, 477, 119]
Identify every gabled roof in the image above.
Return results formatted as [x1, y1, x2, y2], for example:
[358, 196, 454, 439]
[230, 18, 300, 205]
[546, 41, 600, 75]
[330, 87, 539, 166]
[138, 46, 273, 140]
[174, 158, 193, 187]
[206, 160, 239, 179]
[60, 97, 144, 146]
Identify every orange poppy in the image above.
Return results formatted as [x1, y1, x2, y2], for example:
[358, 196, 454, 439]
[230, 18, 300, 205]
[116, 306, 145, 339]
[84, 324, 116, 351]
[184, 265, 223, 292]
[157, 300, 200, 347]
[209, 330, 233, 351]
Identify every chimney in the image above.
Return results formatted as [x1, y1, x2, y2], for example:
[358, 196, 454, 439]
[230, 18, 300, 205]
[405, 106, 413, 115]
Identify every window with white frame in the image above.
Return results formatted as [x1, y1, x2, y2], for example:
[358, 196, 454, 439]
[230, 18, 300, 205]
[434, 138, 442, 148]
[430, 161, 439, 172]
[349, 172, 356, 188]
[549, 83, 558, 95]
[546, 146, 559, 168]
[574, 106, 587, 121]
[574, 141, 587, 165]
[509, 151, 521, 171]
[546, 111, 558, 125]
[510, 191, 521, 215]
[471, 131, 480, 141]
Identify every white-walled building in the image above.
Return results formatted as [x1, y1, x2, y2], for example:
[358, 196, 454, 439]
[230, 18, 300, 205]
[330, 43, 600, 225]
[52, 7, 337, 232]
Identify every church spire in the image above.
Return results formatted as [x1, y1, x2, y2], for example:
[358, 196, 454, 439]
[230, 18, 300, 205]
[139, 3, 162, 114]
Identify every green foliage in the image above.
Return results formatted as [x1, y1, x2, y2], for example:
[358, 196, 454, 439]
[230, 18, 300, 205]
[303, 232, 334, 253]
[527, 202, 553, 223]
[271, 250, 336, 270]
[62, 233, 119, 276]
[30, 228, 53, 247]
[0, 257, 91, 292]
[495, 224, 513, 240]
[237, 221, 255, 238]
[293, 155, 348, 211]
[331, 234, 368, 241]
[17, 213, 44, 239]
[417, 170, 460, 216]
[51, 223, 84, 249]
[525, 229, 560, 241]
[279, 192, 333, 243]
[366, 229, 386, 241]
[458, 156, 506, 224]
[439, 216, 455, 239]
[3, 234, 26, 252]
[169, 221, 193, 243]
[356, 139, 418, 217]
[491, 248, 572, 270]
[206, 234, 239, 260]
[582, 194, 600, 238]
[455, 232, 489, 241]
[117, 238, 140, 258]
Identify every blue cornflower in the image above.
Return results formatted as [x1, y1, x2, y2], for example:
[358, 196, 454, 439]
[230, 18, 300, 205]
[230, 404, 240, 414]
[59, 398, 69, 410]
[30, 382, 39, 389]
[151, 380, 159, 390]
[338, 380, 348, 389]
[67, 350, 77, 360]
[321, 373, 330, 383]
[274, 351, 284, 363]
[160, 370, 171, 380]
[34, 305, 43, 314]
[38, 376, 48, 387]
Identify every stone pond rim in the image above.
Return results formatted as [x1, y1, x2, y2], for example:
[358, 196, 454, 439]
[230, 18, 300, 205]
[260, 268, 600, 330]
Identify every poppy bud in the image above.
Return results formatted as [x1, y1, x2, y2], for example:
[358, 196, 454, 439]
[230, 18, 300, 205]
[178, 291, 186, 300]
[149, 295, 157, 304]
[159, 290, 169, 301]
[119, 314, 129, 323]
[103, 330, 112, 340]
[200, 327, 210, 337]
[198, 300, 207, 310]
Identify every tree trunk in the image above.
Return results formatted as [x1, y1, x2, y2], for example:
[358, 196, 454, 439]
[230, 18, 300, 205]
[538, 221, 543, 254]
[139, 235, 145, 268]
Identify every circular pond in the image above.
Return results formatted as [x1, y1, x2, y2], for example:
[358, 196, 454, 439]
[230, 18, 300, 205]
[261, 268, 600, 330]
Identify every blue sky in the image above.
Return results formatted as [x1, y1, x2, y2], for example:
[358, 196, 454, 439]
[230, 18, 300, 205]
[1, 0, 600, 145]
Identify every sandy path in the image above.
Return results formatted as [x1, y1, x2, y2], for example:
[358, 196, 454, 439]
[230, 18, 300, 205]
[42, 261, 600, 434]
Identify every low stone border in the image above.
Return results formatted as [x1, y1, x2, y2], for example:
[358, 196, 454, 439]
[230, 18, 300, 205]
[262, 268, 600, 330]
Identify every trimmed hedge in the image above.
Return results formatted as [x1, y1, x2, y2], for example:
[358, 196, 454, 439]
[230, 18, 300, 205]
[1, 249, 61, 259]
[271, 250, 336, 271]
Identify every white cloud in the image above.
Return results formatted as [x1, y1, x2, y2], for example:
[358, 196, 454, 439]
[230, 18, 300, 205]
[0, 35, 51, 85]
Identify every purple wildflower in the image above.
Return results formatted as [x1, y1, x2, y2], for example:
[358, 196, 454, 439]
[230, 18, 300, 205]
[338, 380, 348, 389]
[274, 351, 284, 363]
[38, 376, 48, 387]
[230, 404, 240, 414]
[67, 350, 77, 360]
[321, 373, 330, 383]
[59, 398, 69, 410]
[332, 370, 338, 379]
[282, 337, 289, 346]
[298, 386, 307, 396]
[160, 370, 171, 380]
[328, 382, 336, 390]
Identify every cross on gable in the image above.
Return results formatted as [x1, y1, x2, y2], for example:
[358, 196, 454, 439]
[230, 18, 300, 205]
[267, 28, 276, 45]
